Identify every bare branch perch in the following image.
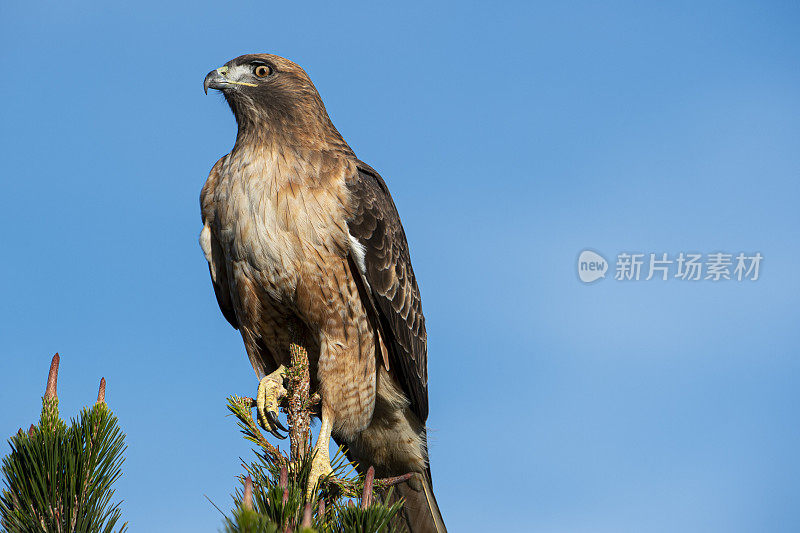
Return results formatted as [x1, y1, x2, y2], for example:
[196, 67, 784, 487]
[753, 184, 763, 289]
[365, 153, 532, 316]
[286, 341, 312, 459]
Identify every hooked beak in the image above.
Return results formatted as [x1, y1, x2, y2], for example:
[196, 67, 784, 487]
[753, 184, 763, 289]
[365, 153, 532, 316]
[204, 66, 229, 95]
[204, 65, 259, 94]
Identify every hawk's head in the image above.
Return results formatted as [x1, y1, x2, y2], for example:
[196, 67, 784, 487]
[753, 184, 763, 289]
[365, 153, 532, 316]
[204, 54, 337, 143]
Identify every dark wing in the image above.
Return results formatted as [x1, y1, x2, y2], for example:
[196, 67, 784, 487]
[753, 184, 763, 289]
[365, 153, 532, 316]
[346, 161, 428, 422]
[201, 158, 239, 330]
[204, 226, 239, 330]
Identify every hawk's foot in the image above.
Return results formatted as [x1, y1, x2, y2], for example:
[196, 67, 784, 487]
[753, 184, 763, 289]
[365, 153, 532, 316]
[306, 443, 333, 498]
[256, 365, 288, 439]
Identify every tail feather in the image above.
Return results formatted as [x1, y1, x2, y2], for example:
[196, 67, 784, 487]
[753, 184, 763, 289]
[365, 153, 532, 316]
[388, 472, 446, 533]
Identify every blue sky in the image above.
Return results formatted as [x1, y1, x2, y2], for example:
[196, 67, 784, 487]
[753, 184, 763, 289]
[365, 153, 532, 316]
[2, 1, 799, 531]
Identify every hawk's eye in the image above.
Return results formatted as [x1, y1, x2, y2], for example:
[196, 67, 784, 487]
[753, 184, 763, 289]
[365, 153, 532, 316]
[253, 65, 272, 78]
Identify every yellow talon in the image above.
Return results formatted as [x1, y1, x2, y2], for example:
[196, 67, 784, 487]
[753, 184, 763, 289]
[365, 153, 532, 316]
[256, 365, 288, 438]
[306, 446, 333, 498]
[306, 404, 334, 497]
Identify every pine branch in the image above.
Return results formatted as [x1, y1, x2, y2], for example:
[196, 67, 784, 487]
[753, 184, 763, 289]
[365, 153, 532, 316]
[223, 340, 410, 532]
[0, 354, 127, 533]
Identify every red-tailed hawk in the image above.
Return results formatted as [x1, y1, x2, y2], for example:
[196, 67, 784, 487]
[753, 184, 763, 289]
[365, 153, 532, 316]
[201, 54, 446, 532]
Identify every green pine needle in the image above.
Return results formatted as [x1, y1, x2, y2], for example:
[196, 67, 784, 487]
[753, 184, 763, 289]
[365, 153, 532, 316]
[1, 397, 127, 532]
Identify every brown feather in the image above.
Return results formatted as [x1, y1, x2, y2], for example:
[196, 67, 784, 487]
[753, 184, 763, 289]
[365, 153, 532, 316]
[346, 161, 429, 422]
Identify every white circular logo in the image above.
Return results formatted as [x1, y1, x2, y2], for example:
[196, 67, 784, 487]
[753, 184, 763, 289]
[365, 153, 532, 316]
[578, 250, 608, 283]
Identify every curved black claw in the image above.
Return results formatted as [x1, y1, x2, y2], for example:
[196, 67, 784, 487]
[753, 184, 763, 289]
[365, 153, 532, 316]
[269, 426, 287, 440]
[267, 410, 289, 433]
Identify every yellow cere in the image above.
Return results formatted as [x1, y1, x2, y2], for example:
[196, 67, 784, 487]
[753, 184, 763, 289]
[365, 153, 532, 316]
[215, 66, 257, 87]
